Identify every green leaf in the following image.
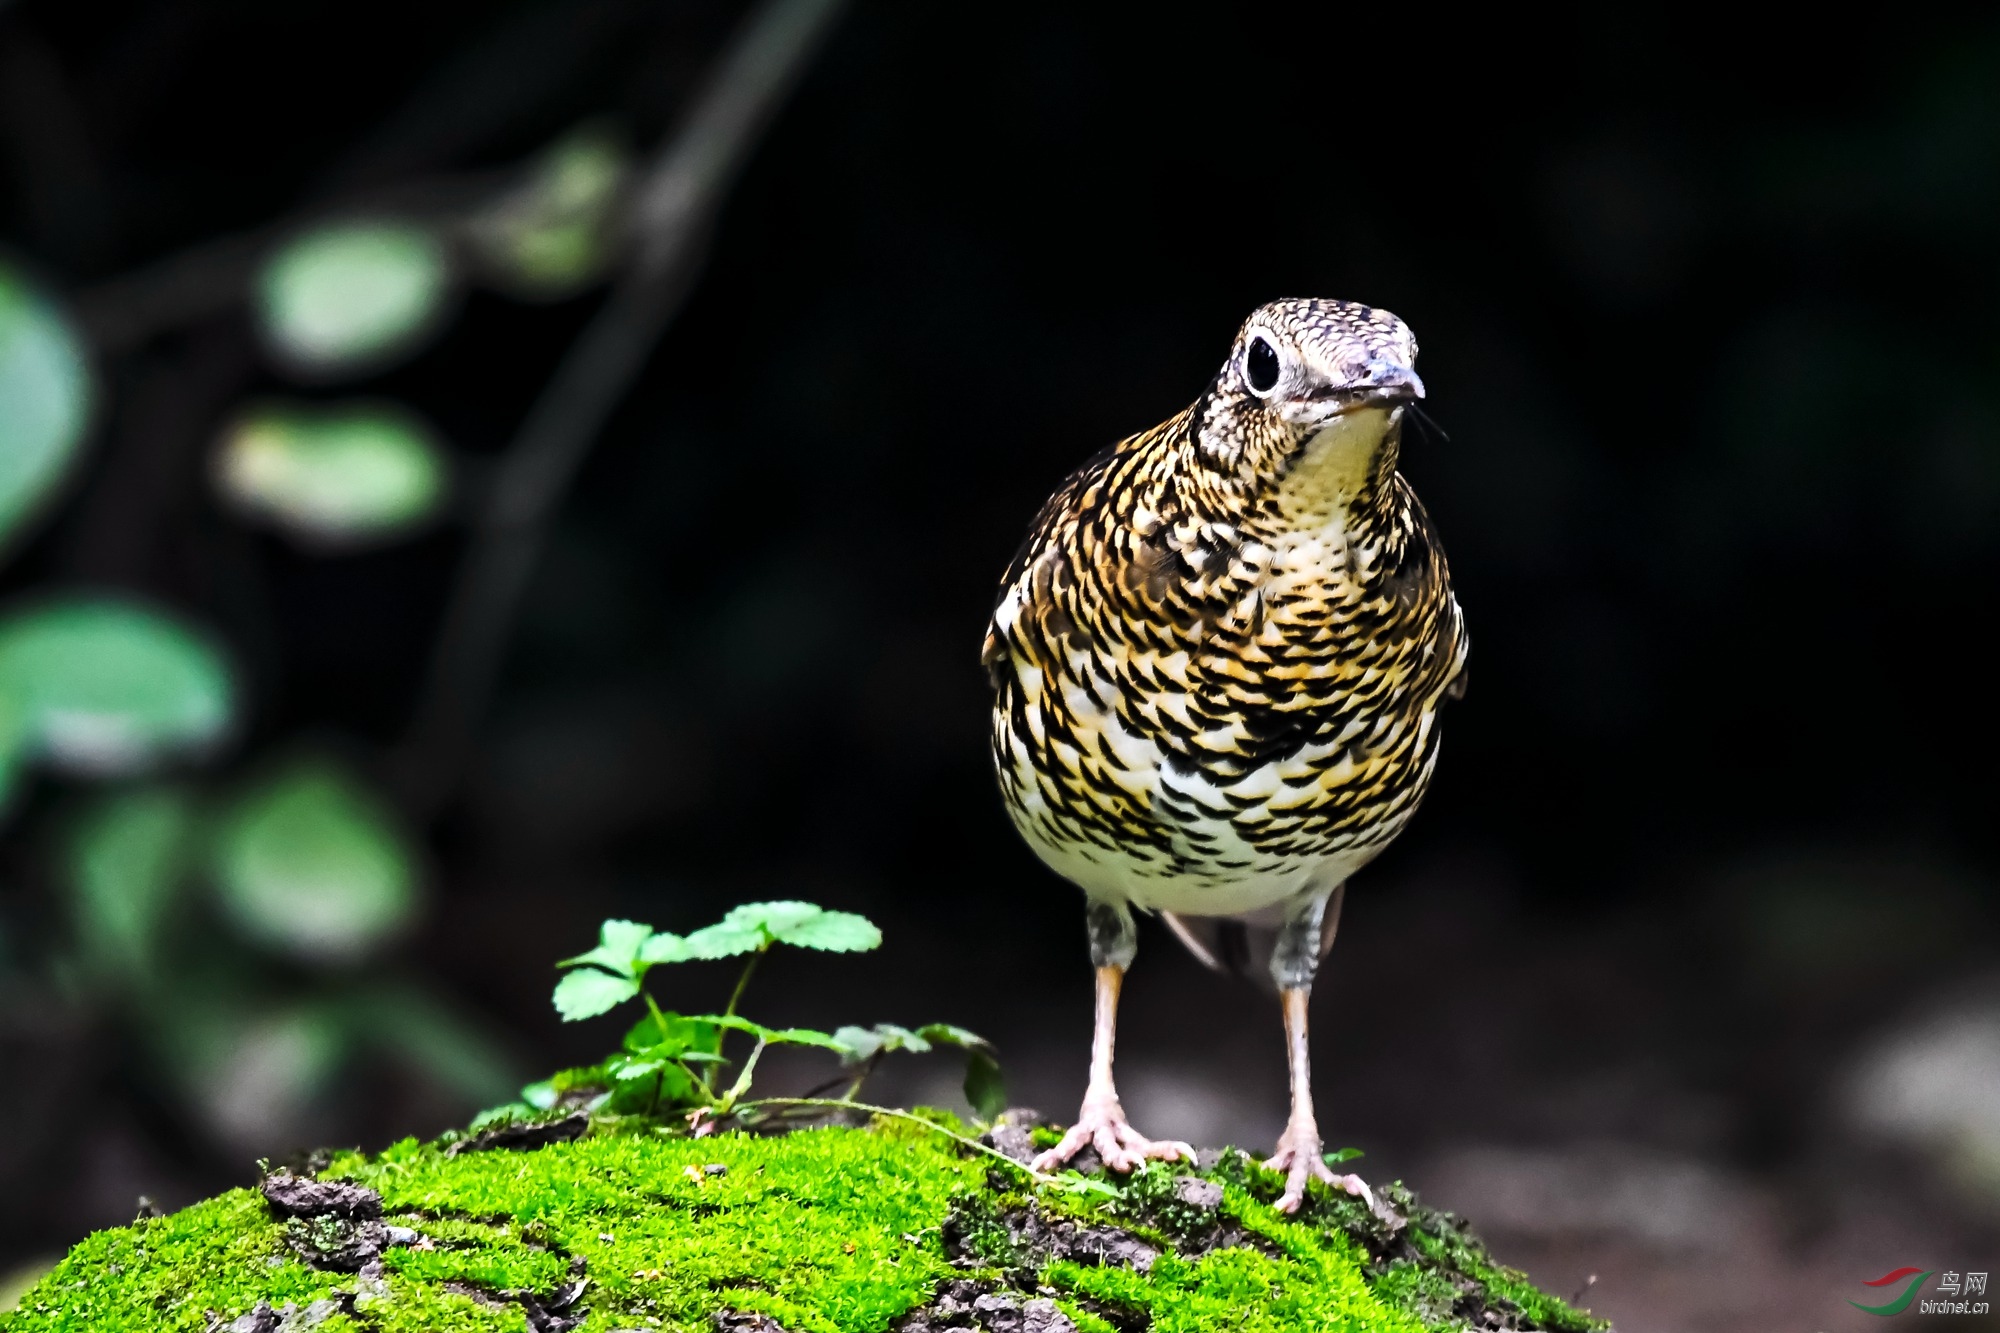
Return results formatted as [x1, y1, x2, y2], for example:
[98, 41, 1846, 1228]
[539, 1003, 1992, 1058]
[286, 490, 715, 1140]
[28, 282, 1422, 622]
[610, 1057, 662, 1082]
[257, 221, 452, 376]
[604, 1059, 697, 1112]
[520, 1079, 558, 1111]
[774, 907, 881, 953]
[831, 1024, 884, 1064]
[0, 597, 234, 779]
[963, 1049, 1008, 1121]
[559, 919, 655, 979]
[767, 1026, 847, 1051]
[469, 1102, 534, 1131]
[685, 901, 882, 957]
[637, 931, 693, 965]
[470, 124, 630, 299]
[1324, 1147, 1365, 1164]
[682, 918, 766, 959]
[1054, 1174, 1122, 1200]
[0, 261, 91, 552]
[622, 1010, 719, 1059]
[914, 1023, 993, 1054]
[65, 785, 198, 979]
[215, 402, 447, 549]
[210, 757, 419, 964]
[552, 967, 639, 1021]
[690, 1013, 775, 1039]
[680, 1014, 842, 1051]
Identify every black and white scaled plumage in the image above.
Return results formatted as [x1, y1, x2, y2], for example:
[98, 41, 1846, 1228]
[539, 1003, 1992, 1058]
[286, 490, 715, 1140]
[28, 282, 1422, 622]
[983, 298, 1468, 1213]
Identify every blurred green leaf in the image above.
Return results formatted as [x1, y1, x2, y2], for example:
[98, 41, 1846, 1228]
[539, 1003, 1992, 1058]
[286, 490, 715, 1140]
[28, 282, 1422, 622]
[0, 597, 234, 780]
[215, 402, 447, 549]
[914, 1023, 993, 1053]
[963, 1049, 1006, 1121]
[832, 1021, 927, 1065]
[211, 757, 419, 965]
[170, 1002, 348, 1149]
[471, 125, 630, 298]
[343, 983, 517, 1106]
[0, 693, 27, 813]
[0, 261, 91, 553]
[256, 221, 451, 375]
[831, 1019, 1002, 1115]
[66, 785, 197, 980]
[553, 967, 638, 1021]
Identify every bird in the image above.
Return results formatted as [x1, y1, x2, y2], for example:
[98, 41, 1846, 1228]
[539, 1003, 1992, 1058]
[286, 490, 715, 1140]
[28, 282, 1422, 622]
[982, 297, 1468, 1214]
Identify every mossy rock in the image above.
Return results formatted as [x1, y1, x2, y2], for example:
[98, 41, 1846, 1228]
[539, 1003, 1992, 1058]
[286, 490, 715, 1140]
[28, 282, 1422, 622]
[0, 1111, 1606, 1332]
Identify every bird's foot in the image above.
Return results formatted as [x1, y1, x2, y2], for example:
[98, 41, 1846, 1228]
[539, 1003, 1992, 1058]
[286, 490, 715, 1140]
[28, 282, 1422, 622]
[1031, 1099, 1193, 1175]
[1264, 1127, 1372, 1215]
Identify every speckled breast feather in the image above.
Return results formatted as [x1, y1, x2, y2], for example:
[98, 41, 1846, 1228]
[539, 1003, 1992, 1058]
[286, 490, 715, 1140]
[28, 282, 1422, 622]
[983, 299, 1468, 919]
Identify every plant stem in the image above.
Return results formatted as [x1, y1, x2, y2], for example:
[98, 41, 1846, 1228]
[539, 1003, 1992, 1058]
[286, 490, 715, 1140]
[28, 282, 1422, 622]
[723, 949, 762, 1020]
[716, 1038, 768, 1115]
[640, 989, 719, 1108]
[697, 950, 762, 1098]
[740, 1097, 1059, 1188]
[840, 1052, 882, 1103]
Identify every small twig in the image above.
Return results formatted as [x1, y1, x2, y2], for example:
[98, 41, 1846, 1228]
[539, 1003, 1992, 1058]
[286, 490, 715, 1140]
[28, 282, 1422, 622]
[740, 1097, 1062, 1188]
[394, 0, 846, 817]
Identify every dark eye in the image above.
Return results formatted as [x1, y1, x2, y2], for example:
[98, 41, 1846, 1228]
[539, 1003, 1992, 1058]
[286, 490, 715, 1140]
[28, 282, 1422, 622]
[1245, 336, 1280, 394]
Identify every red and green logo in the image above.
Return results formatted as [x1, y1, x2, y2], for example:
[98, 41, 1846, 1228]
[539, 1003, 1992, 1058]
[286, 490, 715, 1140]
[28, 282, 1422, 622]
[1850, 1268, 1934, 1316]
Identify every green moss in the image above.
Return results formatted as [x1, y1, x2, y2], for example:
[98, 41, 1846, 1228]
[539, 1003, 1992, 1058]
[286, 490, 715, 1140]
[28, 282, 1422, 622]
[0, 1120, 1605, 1333]
[0, 1190, 348, 1331]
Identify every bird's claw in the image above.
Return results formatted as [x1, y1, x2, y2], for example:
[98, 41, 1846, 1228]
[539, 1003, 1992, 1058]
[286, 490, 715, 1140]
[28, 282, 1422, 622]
[1264, 1131, 1372, 1215]
[1032, 1101, 1193, 1175]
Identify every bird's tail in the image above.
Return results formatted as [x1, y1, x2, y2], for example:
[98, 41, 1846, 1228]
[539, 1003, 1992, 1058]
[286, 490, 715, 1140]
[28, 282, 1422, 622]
[1160, 882, 1344, 991]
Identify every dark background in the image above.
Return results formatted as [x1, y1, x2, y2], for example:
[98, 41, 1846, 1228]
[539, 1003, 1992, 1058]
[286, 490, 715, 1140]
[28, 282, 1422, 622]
[3, 3, 1999, 1329]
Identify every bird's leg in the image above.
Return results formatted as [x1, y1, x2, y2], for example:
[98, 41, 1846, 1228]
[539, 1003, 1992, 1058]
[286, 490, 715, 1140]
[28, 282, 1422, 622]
[1032, 901, 1194, 1174]
[1263, 884, 1372, 1214]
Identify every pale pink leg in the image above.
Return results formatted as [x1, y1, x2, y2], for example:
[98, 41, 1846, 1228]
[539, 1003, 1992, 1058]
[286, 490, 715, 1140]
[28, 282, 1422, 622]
[1032, 965, 1194, 1174]
[1265, 987, 1373, 1213]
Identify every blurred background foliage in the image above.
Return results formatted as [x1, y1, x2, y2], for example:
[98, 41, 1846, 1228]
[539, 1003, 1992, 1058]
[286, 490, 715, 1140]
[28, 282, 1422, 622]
[0, 3, 1997, 1329]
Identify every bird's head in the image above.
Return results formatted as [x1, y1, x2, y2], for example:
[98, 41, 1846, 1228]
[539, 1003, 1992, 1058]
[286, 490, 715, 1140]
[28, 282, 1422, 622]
[1189, 298, 1423, 521]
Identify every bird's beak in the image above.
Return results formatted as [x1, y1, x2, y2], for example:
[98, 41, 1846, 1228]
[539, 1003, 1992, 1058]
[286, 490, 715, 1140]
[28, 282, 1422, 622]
[1284, 359, 1425, 428]
[1354, 360, 1424, 406]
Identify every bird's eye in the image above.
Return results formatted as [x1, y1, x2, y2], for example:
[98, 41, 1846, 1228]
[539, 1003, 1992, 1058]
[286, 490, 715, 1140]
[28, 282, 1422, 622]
[1245, 336, 1280, 394]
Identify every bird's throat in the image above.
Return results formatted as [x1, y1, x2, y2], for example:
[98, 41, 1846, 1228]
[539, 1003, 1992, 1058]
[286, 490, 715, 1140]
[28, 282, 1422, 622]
[1273, 407, 1398, 530]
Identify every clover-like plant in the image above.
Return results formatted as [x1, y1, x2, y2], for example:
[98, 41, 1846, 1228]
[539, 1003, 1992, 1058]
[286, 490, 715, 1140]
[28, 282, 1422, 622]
[522, 901, 1005, 1127]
